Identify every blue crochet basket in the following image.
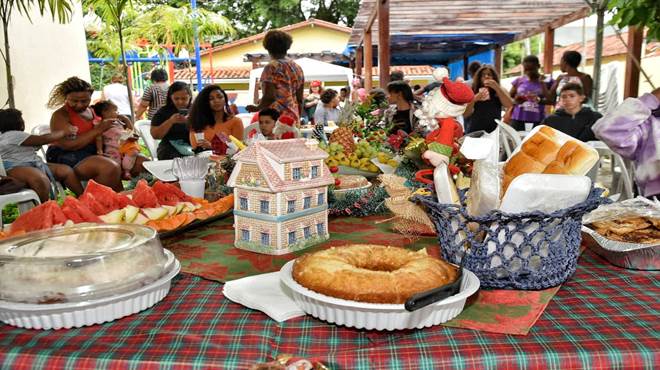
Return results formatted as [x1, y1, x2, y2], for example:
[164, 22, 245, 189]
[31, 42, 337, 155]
[415, 188, 607, 290]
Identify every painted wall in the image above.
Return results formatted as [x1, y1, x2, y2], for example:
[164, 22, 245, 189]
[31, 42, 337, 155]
[0, 3, 90, 133]
[200, 26, 350, 68]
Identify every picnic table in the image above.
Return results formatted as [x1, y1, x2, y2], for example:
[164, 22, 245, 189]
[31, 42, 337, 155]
[0, 216, 658, 369]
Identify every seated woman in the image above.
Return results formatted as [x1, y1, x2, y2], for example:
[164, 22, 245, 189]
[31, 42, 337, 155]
[188, 85, 244, 151]
[313, 89, 341, 125]
[46, 77, 123, 191]
[0, 108, 83, 202]
[386, 80, 418, 134]
[150, 82, 193, 160]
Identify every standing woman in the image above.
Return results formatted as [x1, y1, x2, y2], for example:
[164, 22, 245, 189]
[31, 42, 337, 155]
[303, 80, 323, 123]
[188, 85, 244, 151]
[509, 55, 551, 131]
[150, 82, 193, 160]
[46, 77, 123, 191]
[386, 80, 418, 134]
[464, 65, 513, 133]
[549, 51, 593, 107]
[246, 30, 305, 123]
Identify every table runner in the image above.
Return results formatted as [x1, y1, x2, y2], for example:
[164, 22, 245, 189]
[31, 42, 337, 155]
[164, 216, 568, 335]
[0, 249, 657, 369]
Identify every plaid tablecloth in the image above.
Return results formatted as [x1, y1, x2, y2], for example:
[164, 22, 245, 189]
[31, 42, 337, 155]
[0, 248, 658, 369]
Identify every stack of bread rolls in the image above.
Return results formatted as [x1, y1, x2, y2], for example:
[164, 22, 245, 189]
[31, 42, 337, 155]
[502, 126, 599, 195]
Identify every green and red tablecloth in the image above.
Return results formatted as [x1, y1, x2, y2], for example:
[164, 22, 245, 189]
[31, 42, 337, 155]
[0, 248, 657, 369]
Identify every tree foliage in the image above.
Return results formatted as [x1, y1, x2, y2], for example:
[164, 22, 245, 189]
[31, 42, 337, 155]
[608, 0, 659, 41]
[0, 0, 74, 108]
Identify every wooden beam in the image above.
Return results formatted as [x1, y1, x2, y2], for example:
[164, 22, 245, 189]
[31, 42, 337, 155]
[494, 45, 502, 77]
[355, 46, 363, 79]
[364, 31, 373, 91]
[623, 25, 643, 98]
[378, 0, 391, 88]
[355, 2, 379, 47]
[543, 26, 554, 76]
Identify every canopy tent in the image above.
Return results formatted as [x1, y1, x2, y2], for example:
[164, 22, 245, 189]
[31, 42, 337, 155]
[248, 57, 354, 103]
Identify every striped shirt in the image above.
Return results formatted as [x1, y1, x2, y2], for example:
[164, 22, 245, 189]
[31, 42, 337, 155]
[141, 82, 169, 120]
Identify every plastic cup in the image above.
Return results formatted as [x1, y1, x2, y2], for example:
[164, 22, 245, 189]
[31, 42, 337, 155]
[179, 179, 206, 199]
[525, 123, 534, 132]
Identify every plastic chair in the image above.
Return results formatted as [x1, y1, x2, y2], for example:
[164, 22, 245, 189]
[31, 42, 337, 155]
[31, 124, 51, 160]
[134, 120, 159, 160]
[495, 120, 522, 159]
[236, 113, 255, 129]
[587, 141, 634, 201]
[0, 156, 41, 229]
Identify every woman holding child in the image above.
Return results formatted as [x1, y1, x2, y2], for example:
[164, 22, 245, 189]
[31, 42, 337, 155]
[46, 77, 123, 191]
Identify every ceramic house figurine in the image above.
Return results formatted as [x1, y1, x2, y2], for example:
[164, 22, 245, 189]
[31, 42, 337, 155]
[227, 139, 334, 254]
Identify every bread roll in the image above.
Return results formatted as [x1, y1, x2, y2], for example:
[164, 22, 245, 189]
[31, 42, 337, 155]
[502, 152, 547, 192]
[543, 141, 597, 175]
[520, 131, 561, 165]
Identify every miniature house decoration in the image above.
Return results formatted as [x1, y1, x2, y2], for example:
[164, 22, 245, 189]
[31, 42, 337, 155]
[227, 139, 334, 254]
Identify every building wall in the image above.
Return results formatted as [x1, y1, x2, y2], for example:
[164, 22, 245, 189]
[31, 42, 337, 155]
[0, 4, 90, 133]
[234, 163, 268, 188]
[277, 186, 327, 215]
[200, 26, 350, 69]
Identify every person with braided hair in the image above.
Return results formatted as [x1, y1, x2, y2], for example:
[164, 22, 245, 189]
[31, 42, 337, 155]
[46, 77, 123, 191]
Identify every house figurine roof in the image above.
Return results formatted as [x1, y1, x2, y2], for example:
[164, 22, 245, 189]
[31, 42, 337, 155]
[229, 139, 334, 193]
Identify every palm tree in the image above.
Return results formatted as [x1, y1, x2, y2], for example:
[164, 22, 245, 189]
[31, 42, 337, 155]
[84, 0, 137, 120]
[133, 4, 235, 85]
[0, 0, 74, 108]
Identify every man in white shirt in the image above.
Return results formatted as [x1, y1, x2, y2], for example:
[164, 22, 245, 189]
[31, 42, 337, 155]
[102, 74, 133, 120]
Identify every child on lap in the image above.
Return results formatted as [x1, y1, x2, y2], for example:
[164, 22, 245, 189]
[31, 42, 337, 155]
[92, 101, 141, 179]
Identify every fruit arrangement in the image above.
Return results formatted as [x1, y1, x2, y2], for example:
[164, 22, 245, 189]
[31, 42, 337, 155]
[3, 180, 234, 238]
[321, 141, 380, 173]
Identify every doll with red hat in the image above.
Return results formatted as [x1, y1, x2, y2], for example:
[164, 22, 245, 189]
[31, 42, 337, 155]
[414, 67, 474, 203]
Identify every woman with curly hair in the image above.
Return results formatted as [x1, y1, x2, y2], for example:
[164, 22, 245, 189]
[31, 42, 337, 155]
[188, 85, 243, 151]
[46, 77, 123, 191]
[464, 65, 513, 133]
[246, 30, 304, 123]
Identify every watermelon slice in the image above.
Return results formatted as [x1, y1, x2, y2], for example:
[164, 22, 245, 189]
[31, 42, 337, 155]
[10, 201, 68, 234]
[152, 180, 193, 205]
[131, 179, 160, 208]
[62, 196, 101, 223]
[79, 192, 113, 216]
[82, 180, 122, 211]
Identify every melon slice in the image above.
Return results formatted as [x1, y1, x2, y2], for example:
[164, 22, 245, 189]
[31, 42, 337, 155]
[132, 213, 150, 225]
[99, 209, 126, 224]
[62, 196, 101, 223]
[152, 181, 193, 205]
[10, 201, 68, 234]
[142, 207, 169, 220]
[132, 180, 160, 208]
[123, 205, 140, 223]
[79, 193, 113, 216]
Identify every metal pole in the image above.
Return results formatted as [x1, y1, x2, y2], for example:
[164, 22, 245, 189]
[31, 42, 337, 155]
[191, 0, 203, 91]
[592, 1, 608, 111]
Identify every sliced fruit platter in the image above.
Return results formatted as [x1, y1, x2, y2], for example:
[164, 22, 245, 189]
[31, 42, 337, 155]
[1, 180, 234, 239]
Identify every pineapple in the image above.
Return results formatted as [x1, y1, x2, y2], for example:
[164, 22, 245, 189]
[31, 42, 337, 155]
[330, 102, 357, 155]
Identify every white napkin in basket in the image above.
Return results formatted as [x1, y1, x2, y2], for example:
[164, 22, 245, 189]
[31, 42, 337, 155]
[223, 272, 305, 322]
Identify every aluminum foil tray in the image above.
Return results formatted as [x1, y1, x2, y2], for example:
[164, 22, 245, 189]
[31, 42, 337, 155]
[582, 226, 659, 270]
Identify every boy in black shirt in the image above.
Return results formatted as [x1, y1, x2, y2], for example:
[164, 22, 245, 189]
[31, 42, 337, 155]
[541, 83, 601, 141]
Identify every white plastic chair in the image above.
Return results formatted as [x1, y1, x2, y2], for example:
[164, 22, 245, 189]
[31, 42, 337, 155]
[495, 120, 522, 159]
[31, 124, 51, 160]
[134, 120, 159, 160]
[0, 156, 41, 229]
[236, 113, 255, 129]
[587, 141, 634, 201]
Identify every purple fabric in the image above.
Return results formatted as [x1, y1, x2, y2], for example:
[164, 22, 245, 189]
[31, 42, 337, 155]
[592, 93, 660, 197]
[511, 76, 546, 123]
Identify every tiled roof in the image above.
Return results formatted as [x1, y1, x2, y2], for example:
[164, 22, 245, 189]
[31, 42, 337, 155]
[506, 31, 660, 74]
[174, 65, 434, 81]
[231, 139, 333, 193]
[173, 66, 252, 80]
[202, 18, 351, 56]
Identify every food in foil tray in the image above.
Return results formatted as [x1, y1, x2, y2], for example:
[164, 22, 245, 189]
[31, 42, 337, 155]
[589, 217, 660, 244]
